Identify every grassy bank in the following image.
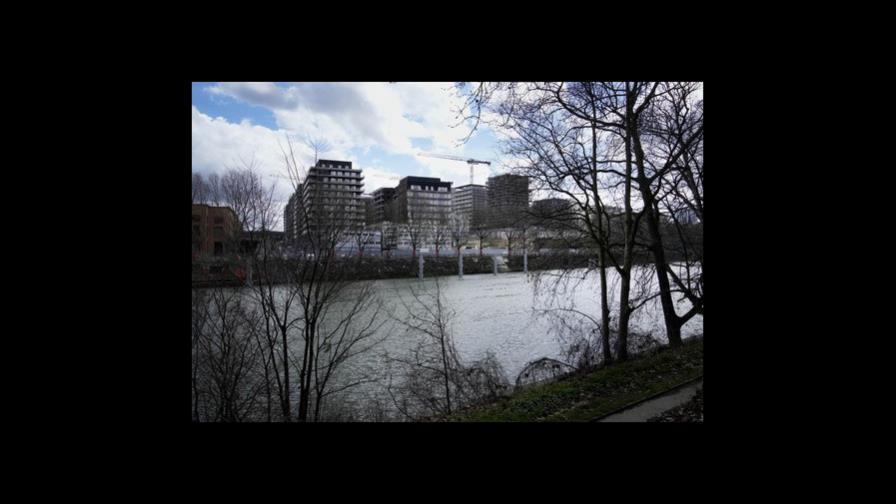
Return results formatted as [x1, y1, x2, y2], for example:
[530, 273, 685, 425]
[446, 336, 703, 422]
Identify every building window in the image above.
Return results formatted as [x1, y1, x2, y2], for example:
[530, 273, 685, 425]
[214, 216, 224, 225]
[214, 242, 224, 255]
[192, 214, 201, 222]
[213, 226, 224, 239]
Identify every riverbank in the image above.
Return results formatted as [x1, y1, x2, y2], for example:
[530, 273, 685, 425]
[444, 336, 703, 422]
[191, 251, 684, 288]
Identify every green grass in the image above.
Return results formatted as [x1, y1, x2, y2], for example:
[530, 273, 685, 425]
[446, 336, 703, 422]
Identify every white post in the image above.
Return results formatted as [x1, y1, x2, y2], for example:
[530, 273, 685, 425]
[524, 248, 528, 274]
[458, 251, 463, 279]
[418, 254, 424, 280]
[493, 255, 498, 275]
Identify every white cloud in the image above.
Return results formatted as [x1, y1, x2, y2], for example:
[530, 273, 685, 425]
[191, 106, 313, 214]
[194, 83, 507, 229]
[360, 166, 403, 194]
[205, 82, 473, 159]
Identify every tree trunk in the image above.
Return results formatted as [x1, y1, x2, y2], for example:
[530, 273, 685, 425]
[458, 248, 463, 278]
[298, 321, 315, 422]
[439, 332, 452, 415]
[633, 129, 682, 347]
[281, 326, 292, 421]
[598, 247, 612, 365]
[616, 269, 632, 361]
[617, 131, 635, 362]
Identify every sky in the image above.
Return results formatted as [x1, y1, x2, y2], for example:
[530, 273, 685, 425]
[192, 82, 508, 230]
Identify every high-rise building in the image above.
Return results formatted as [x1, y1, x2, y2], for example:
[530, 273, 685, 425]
[284, 191, 298, 244]
[360, 195, 375, 227]
[371, 187, 396, 224]
[452, 184, 487, 227]
[284, 159, 364, 242]
[487, 174, 529, 228]
[394, 176, 452, 224]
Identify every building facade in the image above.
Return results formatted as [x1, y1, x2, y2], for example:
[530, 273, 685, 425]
[192, 204, 240, 258]
[284, 191, 299, 244]
[487, 174, 530, 228]
[451, 184, 487, 228]
[394, 176, 453, 225]
[531, 198, 574, 221]
[371, 187, 397, 224]
[360, 195, 375, 227]
[284, 160, 364, 243]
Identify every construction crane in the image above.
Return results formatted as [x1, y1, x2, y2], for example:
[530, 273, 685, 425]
[417, 153, 491, 186]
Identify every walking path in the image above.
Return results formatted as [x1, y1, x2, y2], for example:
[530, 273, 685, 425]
[595, 378, 703, 422]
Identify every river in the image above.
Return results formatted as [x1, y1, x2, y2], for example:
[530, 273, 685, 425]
[198, 266, 703, 421]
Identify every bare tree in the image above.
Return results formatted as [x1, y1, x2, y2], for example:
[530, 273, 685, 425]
[305, 135, 332, 165]
[627, 82, 704, 346]
[192, 172, 206, 204]
[455, 81, 703, 358]
[448, 213, 469, 258]
[386, 278, 508, 419]
[487, 83, 616, 364]
[239, 133, 386, 422]
[379, 222, 396, 258]
[191, 286, 266, 422]
[471, 213, 491, 257]
[307, 281, 388, 421]
[206, 172, 222, 206]
[431, 216, 449, 258]
[402, 208, 428, 260]
[349, 226, 376, 258]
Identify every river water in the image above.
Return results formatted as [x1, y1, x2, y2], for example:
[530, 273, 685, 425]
[202, 266, 703, 420]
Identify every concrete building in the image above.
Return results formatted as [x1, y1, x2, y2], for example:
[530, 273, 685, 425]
[192, 204, 240, 258]
[452, 184, 488, 227]
[371, 187, 397, 224]
[487, 174, 529, 228]
[394, 176, 452, 225]
[360, 195, 375, 227]
[531, 198, 574, 222]
[284, 191, 299, 244]
[239, 230, 285, 256]
[284, 159, 364, 242]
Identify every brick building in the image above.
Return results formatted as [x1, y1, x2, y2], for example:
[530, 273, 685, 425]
[192, 204, 240, 258]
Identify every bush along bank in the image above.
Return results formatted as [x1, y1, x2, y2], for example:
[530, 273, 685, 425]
[444, 335, 703, 422]
[192, 250, 697, 287]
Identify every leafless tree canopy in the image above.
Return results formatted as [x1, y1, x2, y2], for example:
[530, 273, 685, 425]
[193, 135, 388, 422]
[455, 81, 703, 361]
[385, 278, 509, 420]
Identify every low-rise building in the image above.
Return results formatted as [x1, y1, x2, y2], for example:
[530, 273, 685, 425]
[192, 204, 240, 258]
